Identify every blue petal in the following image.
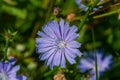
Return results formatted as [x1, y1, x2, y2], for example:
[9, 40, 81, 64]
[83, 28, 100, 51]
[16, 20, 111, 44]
[0, 62, 5, 72]
[89, 75, 96, 80]
[17, 75, 26, 80]
[36, 46, 54, 53]
[3, 63, 8, 71]
[50, 20, 61, 39]
[8, 65, 20, 74]
[5, 63, 11, 72]
[36, 42, 56, 48]
[97, 53, 103, 66]
[36, 37, 54, 44]
[65, 26, 79, 41]
[100, 55, 112, 71]
[70, 25, 78, 33]
[79, 4, 86, 9]
[37, 31, 55, 40]
[66, 33, 79, 41]
[63, 22, 70, 39]
[60, 52, 66, 68]
[52, 50, 61, 66]
[64, 50, 76, 64]
[43, 24, 57, 39]
[75, 0, 82, 5]
[37, 31, 47, 38]
[59, 19, 65, 39]
[67, 48, 82, 57]
[67, 41, 81, 48]
[40, 48, 56, 60]
[8, 74, 17, 78]
[8, 58, 16, 65]
[8, 77, 18, 80]
[65, 48, 76, 58]
[45, 50, 57, 69]
[78, 59, 93, 72]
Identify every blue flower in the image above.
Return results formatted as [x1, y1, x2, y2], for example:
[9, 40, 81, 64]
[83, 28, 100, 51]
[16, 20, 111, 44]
[75, 0, 103, 11]
[36, 19, 82, 69]
[78, 50, 112, 80]
[0, 58, 26, 80]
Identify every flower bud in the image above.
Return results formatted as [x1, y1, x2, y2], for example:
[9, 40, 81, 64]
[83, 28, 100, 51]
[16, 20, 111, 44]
[53, 7, 60, 16]
[54, 73, 66, 80]
[66, 13, 76, 21]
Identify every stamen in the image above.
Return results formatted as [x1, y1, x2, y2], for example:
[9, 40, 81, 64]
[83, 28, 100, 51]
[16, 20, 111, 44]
[58, 41, 66, 48]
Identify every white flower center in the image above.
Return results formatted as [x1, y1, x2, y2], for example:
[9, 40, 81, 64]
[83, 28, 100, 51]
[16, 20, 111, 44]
[0, 72, 8, 80]
[58, 41, 66, 48]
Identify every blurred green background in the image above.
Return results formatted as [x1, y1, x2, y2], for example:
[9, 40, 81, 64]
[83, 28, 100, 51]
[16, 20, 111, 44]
[0, 0, 120, 80]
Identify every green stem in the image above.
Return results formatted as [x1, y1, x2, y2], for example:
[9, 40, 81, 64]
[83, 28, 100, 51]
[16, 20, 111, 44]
[93, 8, 120, 19]
[78, 8, 90, 31]
[95, 0, 99, 4]
[92, 28, 98, 80]
[4, 39, 9, 61]
[44, 67, 58, 77]
[78, 0, 99, 32]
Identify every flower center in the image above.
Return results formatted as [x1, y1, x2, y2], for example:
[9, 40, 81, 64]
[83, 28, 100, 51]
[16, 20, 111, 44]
[0, 72, 8, 80]
[58, 41, 66, 48]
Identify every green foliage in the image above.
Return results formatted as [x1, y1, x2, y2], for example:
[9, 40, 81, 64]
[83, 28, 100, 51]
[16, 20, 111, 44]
[0, 0, 120, 80]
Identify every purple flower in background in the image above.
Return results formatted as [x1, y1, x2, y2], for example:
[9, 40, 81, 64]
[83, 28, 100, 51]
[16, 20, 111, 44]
[76, 0, 88, 11]
[0, 58, 26, 80]
[78, 50, 112, 80]
[75, 0, 103, 11]
[36, 19, 82, 69]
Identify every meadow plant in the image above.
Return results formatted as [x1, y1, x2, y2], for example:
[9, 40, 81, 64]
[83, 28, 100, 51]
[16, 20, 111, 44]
[78, 50, 113, 80]
[0, 0, 119, 80]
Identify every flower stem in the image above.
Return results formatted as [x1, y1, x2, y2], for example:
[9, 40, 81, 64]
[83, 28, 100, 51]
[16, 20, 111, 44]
[78, 7, 90, 31]
[93, 8, 120, 19]
[3, 39, 9, 61]
[78, 0, 99, 32]
[44, 67, 58, 77]
[92, 28, 98, 80]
